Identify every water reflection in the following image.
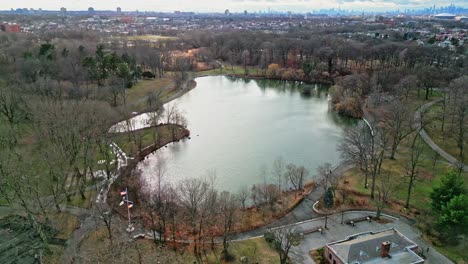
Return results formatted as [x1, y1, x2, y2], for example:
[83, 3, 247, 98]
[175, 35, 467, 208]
[137, 76, 355, 192]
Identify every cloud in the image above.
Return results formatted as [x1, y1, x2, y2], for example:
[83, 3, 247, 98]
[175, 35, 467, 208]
[4, 0, 467, 12]
[336, 0, 423, 4]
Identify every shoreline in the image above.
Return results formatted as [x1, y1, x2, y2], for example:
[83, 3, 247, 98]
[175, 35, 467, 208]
[106, 73, 359, 236]
[108, 125, 190, 216]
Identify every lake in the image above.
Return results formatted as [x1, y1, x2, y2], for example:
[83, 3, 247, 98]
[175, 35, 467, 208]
[133, 76, 355, 192]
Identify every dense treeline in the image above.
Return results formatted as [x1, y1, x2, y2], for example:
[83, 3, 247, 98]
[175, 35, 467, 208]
[186, 30, 466, 118]
[0, 31, 193, 261]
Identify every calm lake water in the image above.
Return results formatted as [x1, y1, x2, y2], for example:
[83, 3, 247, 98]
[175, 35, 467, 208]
[135, 76, 355, 192]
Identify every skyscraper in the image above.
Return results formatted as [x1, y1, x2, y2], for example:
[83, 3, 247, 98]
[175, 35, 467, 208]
[117, 7, 122, 15]
[60, 7, 67, 16]
[88, 7, 95, 15]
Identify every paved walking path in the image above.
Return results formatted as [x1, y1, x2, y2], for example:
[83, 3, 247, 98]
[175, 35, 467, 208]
[415, 99, 467, 172]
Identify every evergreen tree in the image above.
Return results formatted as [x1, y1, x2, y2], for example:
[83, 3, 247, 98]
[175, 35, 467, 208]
[430, 170, 465, 213]
[436, 194, 468, 244]
[323, 187, 334, 228]
[323, 187, 334, 209]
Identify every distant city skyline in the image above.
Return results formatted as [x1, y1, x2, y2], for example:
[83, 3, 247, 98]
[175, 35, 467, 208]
[4, 0, 468, 13]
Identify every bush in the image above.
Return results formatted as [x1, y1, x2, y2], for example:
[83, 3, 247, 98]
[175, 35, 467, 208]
[264, 232, 275, 244]
[314, 247, 326, 264]
[335, 96, 363, 118]
[142, 71, 155, 79]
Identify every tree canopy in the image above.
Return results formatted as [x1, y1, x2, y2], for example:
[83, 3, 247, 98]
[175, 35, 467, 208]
[430, 170, 465, 213]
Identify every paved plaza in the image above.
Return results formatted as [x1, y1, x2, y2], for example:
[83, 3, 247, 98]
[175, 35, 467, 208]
[280, 211, 453, 264]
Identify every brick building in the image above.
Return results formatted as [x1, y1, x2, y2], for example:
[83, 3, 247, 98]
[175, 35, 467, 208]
[1, 23, 21, 33]
[324, 228, 424, 264]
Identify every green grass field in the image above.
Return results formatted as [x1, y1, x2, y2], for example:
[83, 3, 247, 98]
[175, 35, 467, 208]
[127, 77, 173, 102]
[66, 190, 97, 209]
[196, 65, 262, 77]
[111, 125, 173, 156]
[344, 133, 468, 210]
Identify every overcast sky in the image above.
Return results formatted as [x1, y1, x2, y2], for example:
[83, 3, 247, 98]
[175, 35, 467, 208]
[4, 0, 467, 12]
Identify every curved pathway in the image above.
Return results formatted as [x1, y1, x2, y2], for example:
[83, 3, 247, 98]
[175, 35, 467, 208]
[415, 99, 467, 172]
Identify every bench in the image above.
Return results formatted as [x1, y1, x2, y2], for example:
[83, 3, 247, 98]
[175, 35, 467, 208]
[301, 226, 324, 235]
[345, 216, 373, 226]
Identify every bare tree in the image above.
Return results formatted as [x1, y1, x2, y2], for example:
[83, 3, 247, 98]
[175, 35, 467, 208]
[198, 174, 218, 260]
[272, 156, 285, 193]
[258, 183, 281, 210]
[237, 185, 250, 210]
[106, 76, 126, 107]
[374, 172, 397, 219]
[164, 103, 187, 140]
[241, 50, 250, 75]
[404, 135, 424, 209]
[399, 103, 434, 209]
[385, 100, 414, 159]
[177, 178, 209, 262]
[285, 163, 307, 191]
[338, 123, 372, 189]
[0, 84, 27, 127]
[394, 75, 419, 101]
[143, 155, 172, 243]
[268, 226, 301, 264]
[32, 100, 87, 209]
[369, 125, 390, 199]
[219, 191, 238, 260]
[447, 76, 467, 160]
[329, 170, 342, 198]
[95, 204, 113, 244]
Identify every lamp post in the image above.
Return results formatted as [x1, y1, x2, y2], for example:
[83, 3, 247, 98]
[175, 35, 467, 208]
[120, 188, 134, 233]
[363, 117, 375, 198]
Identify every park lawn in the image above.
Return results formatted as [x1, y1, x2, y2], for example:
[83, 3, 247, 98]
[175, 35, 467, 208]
[203, 237, 280, 264]
[79, 226, 195, 263]
[195, 65, 261, 77]
[51, 212, 80, 240]
[425, 102, 467, 164]
[66, 189, 97, 209]
[111, 125, 173, 156]
[127, 77, 173, 103]
[43, 245, 65, 264]
[344, 133, 468, 210]
[434, 243, 468, 263]
[195, 67, 227, 76]
[126, 35, 179, 42]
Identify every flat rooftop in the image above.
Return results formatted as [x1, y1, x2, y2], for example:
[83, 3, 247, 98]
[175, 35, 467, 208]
[327, 228, 424, 264]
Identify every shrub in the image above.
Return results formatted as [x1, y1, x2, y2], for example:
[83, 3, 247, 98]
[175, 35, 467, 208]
[264, 232, 275, 244]
[335, 96, 363, 118]
[142, 71, 155, 79]
[315, 247, 326, 264]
